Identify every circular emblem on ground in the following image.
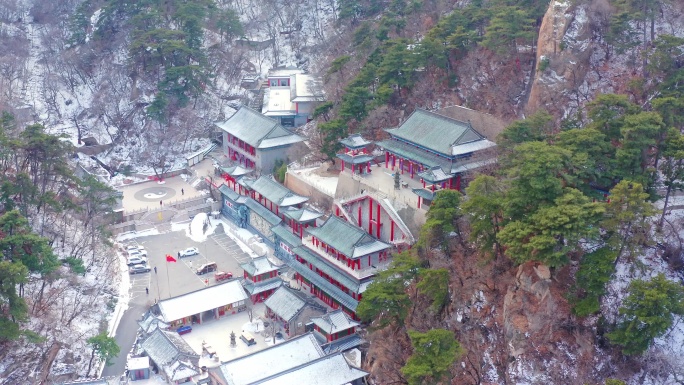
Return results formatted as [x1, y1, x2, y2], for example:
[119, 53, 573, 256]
[134, 186, 177, 202]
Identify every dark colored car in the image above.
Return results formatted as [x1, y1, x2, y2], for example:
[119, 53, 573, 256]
[196, 262, 218, 275]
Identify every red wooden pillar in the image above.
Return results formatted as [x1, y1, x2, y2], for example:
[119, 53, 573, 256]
[376, 202, 381, 238]
[409, 162, 413, 178]
[390, 220, 395, 241]
[367, 162, 371, 173]
[368, 199, 373, 235]
[418, 196, 421, 209]
[351, 163, 355, 174]
[336, 206, 340, 216]
[357, 205, 362, 227]
[341, 160, 345, 171]
[456, 175, 462, 191]
[385, 152, 389, 168]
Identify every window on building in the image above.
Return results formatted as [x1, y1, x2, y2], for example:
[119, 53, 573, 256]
[270, 79, 278, 86]
[281, 117, 294, 127]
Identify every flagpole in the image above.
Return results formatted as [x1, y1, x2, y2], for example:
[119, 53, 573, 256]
[166, 255, 171, 299]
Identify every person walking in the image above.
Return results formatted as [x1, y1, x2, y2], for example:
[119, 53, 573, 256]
[154, 266, 157, 274]
[181, 188, 184, 196]
[159, 200, 163, 206]
[145, 287, 149, 295]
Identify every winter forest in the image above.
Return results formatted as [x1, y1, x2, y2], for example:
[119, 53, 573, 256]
[1, 0, 684, 384]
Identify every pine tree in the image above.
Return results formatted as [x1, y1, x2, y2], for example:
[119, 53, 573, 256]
[607, 274, 684, 355]
[462, 175, 506, 259]
[401, 329, 462, 385]
[417, 269, 450, 313]
[571, 247, 617, 317]
[601, 180, 656, 265]
[86, 332, 120, 376]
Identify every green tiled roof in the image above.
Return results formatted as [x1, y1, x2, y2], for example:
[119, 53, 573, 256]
[215, 106, 303, 149]
[218, 184, 240, 201]
[248, 175, 309, 207]
[336, 153, 375, 164]
[412, 188, 436, 200]
[244, 198, 282, 226]
[293, 246, 360, 292]
[243, 277, 282, 295]
[339, 134, 371, 149]
[240, 256, 279, 276]
[417, 166, 452, 183]
[385, 109, 485, 156]
[377, 139, 452, 172]
[220, 164, 252, 177]
[288, 261, 359, 311]
[271, 224, 303, 248]
[306, 216, 390, 259]
[263, 286, 306, 321]
[282, 207, 323, 223]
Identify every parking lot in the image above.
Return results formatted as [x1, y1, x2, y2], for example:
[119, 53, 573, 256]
[127, 226, 251, 301]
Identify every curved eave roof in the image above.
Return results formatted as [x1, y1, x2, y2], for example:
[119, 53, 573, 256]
[412, 188, 436, 200]
[336, 153, 375, 164]
[417, 166, 452, 183]
[283, 207, 323, 223]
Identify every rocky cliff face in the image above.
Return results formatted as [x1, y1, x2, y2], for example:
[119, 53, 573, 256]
[526, 0, 684, 119]
[502, 263, 602, 384]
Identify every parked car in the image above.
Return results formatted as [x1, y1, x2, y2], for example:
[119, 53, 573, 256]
[126, 245, 147, 254]
[215, 271, 233, 282]
[128, 249, 148, 258]
[127, 256, 148, 266]
[129, 264, 151, 274]
[196, 262, 218, 275]
[179, 247, 199, 258]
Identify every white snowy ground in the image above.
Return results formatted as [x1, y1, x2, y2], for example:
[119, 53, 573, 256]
[288, 166, 339, 196]
[602, 206, 684, 385]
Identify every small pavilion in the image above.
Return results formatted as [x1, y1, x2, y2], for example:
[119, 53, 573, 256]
[412, 166, 453, 208]
[283, 206, 323, 238]
[217, 164, 252, 191]
[336, 134, 374, 175]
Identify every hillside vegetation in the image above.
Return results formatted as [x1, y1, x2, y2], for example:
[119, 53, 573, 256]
[1, 0, 684, 383]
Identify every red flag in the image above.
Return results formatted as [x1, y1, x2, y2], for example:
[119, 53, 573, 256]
[166, 255, 177, 263]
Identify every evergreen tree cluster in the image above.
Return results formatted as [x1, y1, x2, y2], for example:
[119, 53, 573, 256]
[360, 83, 684, 360]
[68, 0, 244, 123]
[319, 0, 549, 159]
[0, 112, 118, 342]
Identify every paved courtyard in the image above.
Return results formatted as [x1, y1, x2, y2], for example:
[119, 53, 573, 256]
[129, 226, 251, 301]
[180, 302, 281, 363]
[118, 176, 206, 213]
[105, 221, 255, 376]
[117, 156, 225, 214]
[355, 164, 426, 208]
